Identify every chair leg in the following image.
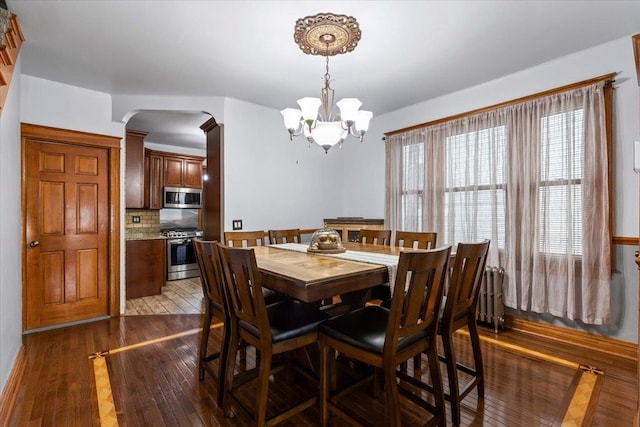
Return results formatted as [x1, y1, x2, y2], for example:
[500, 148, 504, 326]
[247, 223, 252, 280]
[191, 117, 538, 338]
[468, 320, 485, 397]
[442, 332, 461, 426]
[426, 345, 446, 427]
[413, 354, 422, 370]
[319, 339, 330, 427]
[255, 348, 271, 426]
[383, 360, 402, 427]
[216, 320, 230, 408]
[222, 325, 240, 418]
[198, 305, 213, 381]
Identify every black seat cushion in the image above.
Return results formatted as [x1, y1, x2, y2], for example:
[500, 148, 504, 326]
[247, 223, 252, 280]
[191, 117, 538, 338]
[263, 287, 285, 306]
[240, 299, 330, 343]
[319, 306, 428, 355]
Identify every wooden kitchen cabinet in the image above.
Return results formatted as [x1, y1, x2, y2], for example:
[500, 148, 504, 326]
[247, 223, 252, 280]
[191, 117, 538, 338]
[145, 151, 164, 209]
[164, 155, 203, 189]
[125, 239, 166, 299]
[125, 130, 148, 209]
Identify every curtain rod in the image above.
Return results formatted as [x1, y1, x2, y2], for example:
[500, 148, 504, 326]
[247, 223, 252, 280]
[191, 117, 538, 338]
[384, 72, 617, 139]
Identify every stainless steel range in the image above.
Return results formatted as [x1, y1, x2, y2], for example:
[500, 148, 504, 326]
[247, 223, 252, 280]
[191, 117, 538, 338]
[163, 229, 202, 281]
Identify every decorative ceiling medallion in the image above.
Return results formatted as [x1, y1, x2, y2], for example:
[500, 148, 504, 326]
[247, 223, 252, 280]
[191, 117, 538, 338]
[294, 13, 361, 56]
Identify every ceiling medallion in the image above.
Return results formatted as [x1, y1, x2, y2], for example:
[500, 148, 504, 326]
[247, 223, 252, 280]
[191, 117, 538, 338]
[282, 13, 372, 154]
[294, 13, 361, 56]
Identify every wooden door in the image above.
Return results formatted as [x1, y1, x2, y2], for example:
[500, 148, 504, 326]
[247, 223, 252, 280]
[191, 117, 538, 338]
[24, 140, 109, 329]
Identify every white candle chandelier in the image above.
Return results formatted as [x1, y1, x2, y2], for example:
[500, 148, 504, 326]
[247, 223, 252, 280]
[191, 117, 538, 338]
[281, 13, 373, 154]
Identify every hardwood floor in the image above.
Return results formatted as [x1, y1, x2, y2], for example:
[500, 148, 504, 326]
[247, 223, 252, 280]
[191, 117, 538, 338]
[124, 278, 205, 315]
[7, 312, 637, 426]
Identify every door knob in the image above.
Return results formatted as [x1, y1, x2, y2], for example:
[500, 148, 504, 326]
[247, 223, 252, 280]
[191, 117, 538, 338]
[29, 241, 40, 248]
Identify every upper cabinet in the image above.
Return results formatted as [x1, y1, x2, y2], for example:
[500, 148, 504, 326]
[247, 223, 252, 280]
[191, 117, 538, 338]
[125, 131, 204, 209]
[145, 151, 164, 209]
[125, 130, 148, 209]
[163, 155, 203, 189]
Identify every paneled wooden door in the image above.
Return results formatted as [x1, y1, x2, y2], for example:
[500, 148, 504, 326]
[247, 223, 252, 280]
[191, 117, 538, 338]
[24, 139, 110, 329]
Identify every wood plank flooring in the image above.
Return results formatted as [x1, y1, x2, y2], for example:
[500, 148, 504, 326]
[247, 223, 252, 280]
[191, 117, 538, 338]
[7, 312, 637, 426]
[124, 277, 205, 315]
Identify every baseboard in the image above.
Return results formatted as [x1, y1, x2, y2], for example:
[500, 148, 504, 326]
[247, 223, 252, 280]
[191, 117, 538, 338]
[505, 315, 637, 361]
[0, 345, 26, 427]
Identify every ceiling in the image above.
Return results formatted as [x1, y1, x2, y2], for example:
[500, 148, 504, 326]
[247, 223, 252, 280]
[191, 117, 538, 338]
[7, 1, 640, 149]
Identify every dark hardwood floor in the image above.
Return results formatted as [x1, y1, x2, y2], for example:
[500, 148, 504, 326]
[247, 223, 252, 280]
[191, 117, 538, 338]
[8, 314, 637, 426]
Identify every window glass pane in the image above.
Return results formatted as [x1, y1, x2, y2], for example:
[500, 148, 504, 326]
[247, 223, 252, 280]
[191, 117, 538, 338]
[539, 109, 583, 256]
[444, 125, 506, 248]
[539, 184, 582, 255]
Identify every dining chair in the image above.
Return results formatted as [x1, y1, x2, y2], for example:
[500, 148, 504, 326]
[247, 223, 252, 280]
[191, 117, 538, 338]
[438, 239, 490, 426]
[193, 239, 230, 407]
[268, 228, 302, 244]
[217, 244, 330, 426]
[224, 230, 266, 247]
[319, 246, 451, 427]
[395, 230, 437, 249]
[358, 228, 391, 246]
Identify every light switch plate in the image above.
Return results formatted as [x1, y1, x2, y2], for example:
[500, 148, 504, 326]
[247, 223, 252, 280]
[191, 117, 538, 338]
[232, 219, 243, 230]
[132, 215, 141, 223]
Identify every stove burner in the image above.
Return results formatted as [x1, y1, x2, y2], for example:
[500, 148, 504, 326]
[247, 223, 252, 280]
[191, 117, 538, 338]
[162, 230, 202, 238]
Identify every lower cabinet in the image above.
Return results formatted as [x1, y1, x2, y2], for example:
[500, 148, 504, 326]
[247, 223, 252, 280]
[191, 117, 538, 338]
[126, 239, 166, 299]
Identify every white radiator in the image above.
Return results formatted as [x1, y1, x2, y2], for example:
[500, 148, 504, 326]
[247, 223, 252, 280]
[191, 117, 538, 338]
[476, 266, 505, 333]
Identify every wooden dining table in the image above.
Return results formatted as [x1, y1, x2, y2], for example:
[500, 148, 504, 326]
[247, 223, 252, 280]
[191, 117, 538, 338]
[253, 241, 407, 304]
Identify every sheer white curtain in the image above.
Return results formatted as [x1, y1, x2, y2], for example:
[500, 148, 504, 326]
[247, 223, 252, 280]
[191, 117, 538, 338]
[385, 81, 611, 324]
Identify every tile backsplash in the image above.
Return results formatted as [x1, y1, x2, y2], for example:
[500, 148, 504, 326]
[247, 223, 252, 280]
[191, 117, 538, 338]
[125, 210, 160, 232]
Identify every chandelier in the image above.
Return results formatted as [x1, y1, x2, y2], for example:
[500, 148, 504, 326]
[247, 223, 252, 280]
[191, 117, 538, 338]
[281, 13, 373, 154]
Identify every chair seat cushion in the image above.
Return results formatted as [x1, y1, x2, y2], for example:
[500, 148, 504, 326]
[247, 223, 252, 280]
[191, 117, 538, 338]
[319, 306, 428, 354]
[262, 287, 285, 306]
[240, 299, 330, 343]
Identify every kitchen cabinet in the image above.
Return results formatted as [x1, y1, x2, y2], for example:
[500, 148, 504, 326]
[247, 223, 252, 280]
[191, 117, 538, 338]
[125, 239, 166, 299]
[145, 151, 164, 209]
[164, 155, 203, 189]
[125, 130, 148, 209]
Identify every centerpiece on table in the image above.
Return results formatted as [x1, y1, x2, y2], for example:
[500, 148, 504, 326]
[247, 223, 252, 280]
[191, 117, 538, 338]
[308, 229, 346, 254]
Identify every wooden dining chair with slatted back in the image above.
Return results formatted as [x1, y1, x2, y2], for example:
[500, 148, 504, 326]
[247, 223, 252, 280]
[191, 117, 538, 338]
[224, 230, 284, 307]
[358, 229, 393, 302]
[268, 228, 302, 244]
[217, 244, 330, 426]
[393, 230, 438, 370]
[224, 230, 266, 247]
[439, 239, 490, 426]
[319, 245, 451, 427]
[193, 239, 230, 407]
[358, 228, 392, 246]
[395, 230, 437, 249]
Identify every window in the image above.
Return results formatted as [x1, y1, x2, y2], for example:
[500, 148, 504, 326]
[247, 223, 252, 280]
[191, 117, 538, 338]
[400, 140, 424, 231]
[539, 109, 583, 256]
[385, 77, 612, 323]
[443, 125, 506, 249]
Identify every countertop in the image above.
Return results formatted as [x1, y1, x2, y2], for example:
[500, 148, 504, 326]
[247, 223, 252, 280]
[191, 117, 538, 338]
[125, 230, 167, 241]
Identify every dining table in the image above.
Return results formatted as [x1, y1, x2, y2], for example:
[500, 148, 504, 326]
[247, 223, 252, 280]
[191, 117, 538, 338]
[253, 241, 409, 305]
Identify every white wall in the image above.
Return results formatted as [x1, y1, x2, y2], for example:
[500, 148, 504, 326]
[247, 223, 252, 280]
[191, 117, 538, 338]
[222, 97, 345, 232]
[0, 58, 22, 393]
[345, 35, 640, 342]
[21, 75, 123, 137]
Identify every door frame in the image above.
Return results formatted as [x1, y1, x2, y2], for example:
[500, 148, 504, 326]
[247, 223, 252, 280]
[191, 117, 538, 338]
[21, 123, 121, 330]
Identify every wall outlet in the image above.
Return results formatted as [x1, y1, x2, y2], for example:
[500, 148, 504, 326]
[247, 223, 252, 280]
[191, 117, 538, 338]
[132, 215, 141, 223]
[232, 219, 243, 230]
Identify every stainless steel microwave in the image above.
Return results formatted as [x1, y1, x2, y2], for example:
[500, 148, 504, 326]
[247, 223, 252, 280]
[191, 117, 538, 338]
[163, 187, 202, 208]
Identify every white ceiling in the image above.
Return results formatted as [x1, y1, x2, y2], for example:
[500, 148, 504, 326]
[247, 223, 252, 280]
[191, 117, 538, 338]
[7, 1, 640, 148]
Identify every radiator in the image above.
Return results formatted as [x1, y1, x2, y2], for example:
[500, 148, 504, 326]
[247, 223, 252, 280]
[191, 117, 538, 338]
[476, 266, 505, 333]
